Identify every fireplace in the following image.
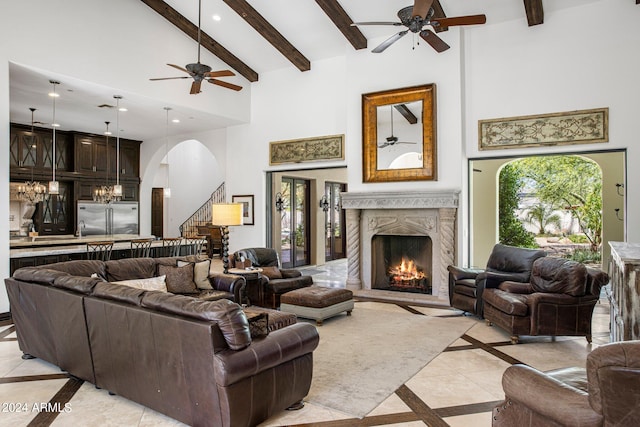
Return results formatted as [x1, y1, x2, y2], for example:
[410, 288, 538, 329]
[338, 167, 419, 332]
[340, 190, 458, 304]
[372, 235, 432, 294]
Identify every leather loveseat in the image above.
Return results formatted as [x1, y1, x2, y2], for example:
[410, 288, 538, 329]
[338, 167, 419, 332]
[448, 244, 546, 317]
[232, 247, 313, 309]
[492, 340, 640, 426]
[5, 256, 320, 427]
[483, 256, 609, 344]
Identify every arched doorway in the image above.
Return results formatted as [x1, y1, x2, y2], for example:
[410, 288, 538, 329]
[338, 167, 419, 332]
[469, 150, 625, 268]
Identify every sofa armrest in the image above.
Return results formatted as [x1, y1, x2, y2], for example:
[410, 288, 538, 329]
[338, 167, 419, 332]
[209, 274, 246, 303]
[213, 323, 319, 386]
[279, 269, 302, 279]
[500, 364, 600, 426]
[447, 265, 484, 281]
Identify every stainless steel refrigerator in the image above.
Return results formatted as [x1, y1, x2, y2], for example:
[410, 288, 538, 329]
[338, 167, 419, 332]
[77, 201, 139, 235]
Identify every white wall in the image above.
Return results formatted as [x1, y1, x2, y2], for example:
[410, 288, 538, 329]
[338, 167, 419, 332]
[463, 0, 640, 247]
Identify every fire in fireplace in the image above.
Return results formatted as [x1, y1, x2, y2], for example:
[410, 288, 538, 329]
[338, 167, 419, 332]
[371, 235, 432, 294]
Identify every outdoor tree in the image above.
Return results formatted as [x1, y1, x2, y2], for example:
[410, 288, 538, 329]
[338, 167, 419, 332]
[511, 156, 602, 251]
[498, 163, 536, 248]
[524, 202, 562, 235]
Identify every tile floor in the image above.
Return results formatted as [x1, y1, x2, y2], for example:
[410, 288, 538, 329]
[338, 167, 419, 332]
[0, 259, 610, 426]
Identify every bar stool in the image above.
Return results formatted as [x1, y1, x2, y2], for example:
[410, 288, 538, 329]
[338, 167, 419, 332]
[86, 241, 114, 261]
[162, 237, 183, 257]
[130, 238, 153, 258]
[184, 237, 207, 256]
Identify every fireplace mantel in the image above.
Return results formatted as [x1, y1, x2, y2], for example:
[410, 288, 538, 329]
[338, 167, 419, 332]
[341, 190, 459, 305]
[341, 190, 459, 210]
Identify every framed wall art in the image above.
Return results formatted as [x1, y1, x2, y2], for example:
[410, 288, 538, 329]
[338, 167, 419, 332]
[269, 134, 345, 165]
[362, 84, 437, 183]
[232, 195, 254, 225]
[479, 108, 609, 150]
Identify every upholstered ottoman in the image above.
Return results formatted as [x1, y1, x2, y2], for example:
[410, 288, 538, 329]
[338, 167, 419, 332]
[280, 287, 354, 326]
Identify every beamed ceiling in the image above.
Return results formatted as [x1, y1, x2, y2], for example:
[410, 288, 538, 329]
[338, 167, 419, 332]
[141, 0, 550, 82]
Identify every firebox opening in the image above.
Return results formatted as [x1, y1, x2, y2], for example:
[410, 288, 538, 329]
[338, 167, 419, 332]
[371, 234, 433, 294]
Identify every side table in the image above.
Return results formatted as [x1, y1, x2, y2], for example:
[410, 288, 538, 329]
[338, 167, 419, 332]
[227, 268, 264, 306]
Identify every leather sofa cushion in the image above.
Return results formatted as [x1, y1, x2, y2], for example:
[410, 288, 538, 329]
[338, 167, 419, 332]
[483, 289, 529, 316]
[261, 266, 282, 279]
[454, 283, 477, 298]
[486, 244, 546, 275]
[92, 281, 148, 306]
[547, 367, 589, 393]
[105, 258, 156, 282]
[53, 275, 103, 294]
[13, 267, 69, 286]
[43, 260, 107, 279]
[586, 267, 609, 296]
[141, 293, 251, 350]
[235, 248, 280, 267]
[530, 257, 587, 296]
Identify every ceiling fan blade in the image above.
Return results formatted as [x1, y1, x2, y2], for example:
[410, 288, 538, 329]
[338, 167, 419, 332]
[190, 81, 202, 95]
[204, 70, 235, 78]
[412, 0, 434, 19]
[168, 63, 190, 74]
[378, 142, 390, 148]
[419, 29, 450, 53]
[351, 21, 403, 26]
[432, 14, 487, 28]
[372, 30, 408, 53]
[396, 142, 418, 145]
[209, 79, 243, 91]
[149, 76, 191, 81]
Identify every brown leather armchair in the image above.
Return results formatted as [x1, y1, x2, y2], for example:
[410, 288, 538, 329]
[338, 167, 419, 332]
[232, 248, 313, 308]
[447, 244, 546, 317]
[483, 257, 609, 344]
[492, 340, 640, 426]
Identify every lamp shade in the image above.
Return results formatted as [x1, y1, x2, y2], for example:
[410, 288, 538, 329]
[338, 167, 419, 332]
[212, 203, 243, 226]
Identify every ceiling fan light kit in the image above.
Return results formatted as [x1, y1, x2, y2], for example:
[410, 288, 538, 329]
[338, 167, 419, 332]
[150, 0, 242, 95]
[352, 0, 486, 54]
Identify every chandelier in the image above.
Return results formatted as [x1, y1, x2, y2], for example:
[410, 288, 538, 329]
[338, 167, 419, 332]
[18, 107, 47, 204]
[93, 121, 121, 204]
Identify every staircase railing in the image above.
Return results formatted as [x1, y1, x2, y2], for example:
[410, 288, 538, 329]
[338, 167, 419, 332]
[179, 182, 226, 237]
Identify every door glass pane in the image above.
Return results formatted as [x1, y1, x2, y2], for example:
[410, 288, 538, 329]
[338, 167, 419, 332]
[295, 181, 307, 266]
[332, 183, 344, 258]
[279, 180, 292, 267]
[325, 183, 331, 260]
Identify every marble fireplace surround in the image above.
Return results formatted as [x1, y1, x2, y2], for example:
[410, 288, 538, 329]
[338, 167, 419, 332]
[340, 190, 459, 305]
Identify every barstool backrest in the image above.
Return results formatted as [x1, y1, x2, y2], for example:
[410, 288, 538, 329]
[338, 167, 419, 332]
[130, 238, 153, 258]
[87, 241, 114, 261]
[162, 237, 182, 257]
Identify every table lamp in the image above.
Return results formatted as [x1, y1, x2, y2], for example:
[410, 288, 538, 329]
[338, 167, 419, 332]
[211, 203, 244, 273]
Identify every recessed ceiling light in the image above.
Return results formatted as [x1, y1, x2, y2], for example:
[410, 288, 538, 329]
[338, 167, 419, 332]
[212, 14, 221, 21]
[118, 107, 128, 112]
[172, 118, 180, 123]
[48, 92, 60, 98]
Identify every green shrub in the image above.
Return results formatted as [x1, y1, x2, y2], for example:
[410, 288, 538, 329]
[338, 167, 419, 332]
[567, 234, 589, 243]
[567, 248, 601, 264]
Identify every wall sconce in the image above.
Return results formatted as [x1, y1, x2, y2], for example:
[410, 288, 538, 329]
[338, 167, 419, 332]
[319, 195, 330, 212]
[275, 192, 284, 212]
[615, 208, 624, 221]
[616, 183, 624, 197]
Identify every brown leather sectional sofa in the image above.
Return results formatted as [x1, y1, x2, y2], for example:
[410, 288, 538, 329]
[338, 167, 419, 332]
[5, 257, 320, 427]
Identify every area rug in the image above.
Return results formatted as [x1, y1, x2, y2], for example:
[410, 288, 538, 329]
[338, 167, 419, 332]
[304, 305, 475, 418]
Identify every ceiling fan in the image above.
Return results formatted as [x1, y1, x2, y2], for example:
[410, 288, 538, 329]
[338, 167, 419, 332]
[150, 0, 242, 95]
[378, 105, 418, 149]
[352, 0, 486, 53]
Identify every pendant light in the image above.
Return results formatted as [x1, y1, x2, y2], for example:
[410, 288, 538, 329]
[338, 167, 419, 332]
[163, 107, 171, 198]
[48, 80, 60, 195]
[93, 121, 120, 204]
[112, 95, 123, 199]
[17, 107, 47, 204]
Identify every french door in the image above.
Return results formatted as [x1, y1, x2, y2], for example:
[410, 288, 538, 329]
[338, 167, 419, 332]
[280, 178, 310, 268]
[324, 182, 346, 261]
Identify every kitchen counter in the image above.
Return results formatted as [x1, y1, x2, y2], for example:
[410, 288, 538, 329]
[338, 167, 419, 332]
[9, 235, 158, 258]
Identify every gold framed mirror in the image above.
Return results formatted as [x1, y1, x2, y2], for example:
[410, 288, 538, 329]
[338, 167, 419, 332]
[362, 84, 437, 183]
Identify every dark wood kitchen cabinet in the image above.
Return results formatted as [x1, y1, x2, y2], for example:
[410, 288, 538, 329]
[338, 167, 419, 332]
[10, 125, 71, 173]
[34, 181, 73, 235]
[75, 134, 109, 174]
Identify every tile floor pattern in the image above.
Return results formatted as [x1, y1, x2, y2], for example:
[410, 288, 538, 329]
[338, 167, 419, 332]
[0, 259, 610, 427]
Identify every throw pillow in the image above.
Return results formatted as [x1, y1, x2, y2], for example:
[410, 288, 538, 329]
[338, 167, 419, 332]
[177, 259, 212, 290]
[112, 275, 167, 292]
[246, 312, 269, 339]
[261, 266, 283, 279]
[158, 264, 199, 294]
